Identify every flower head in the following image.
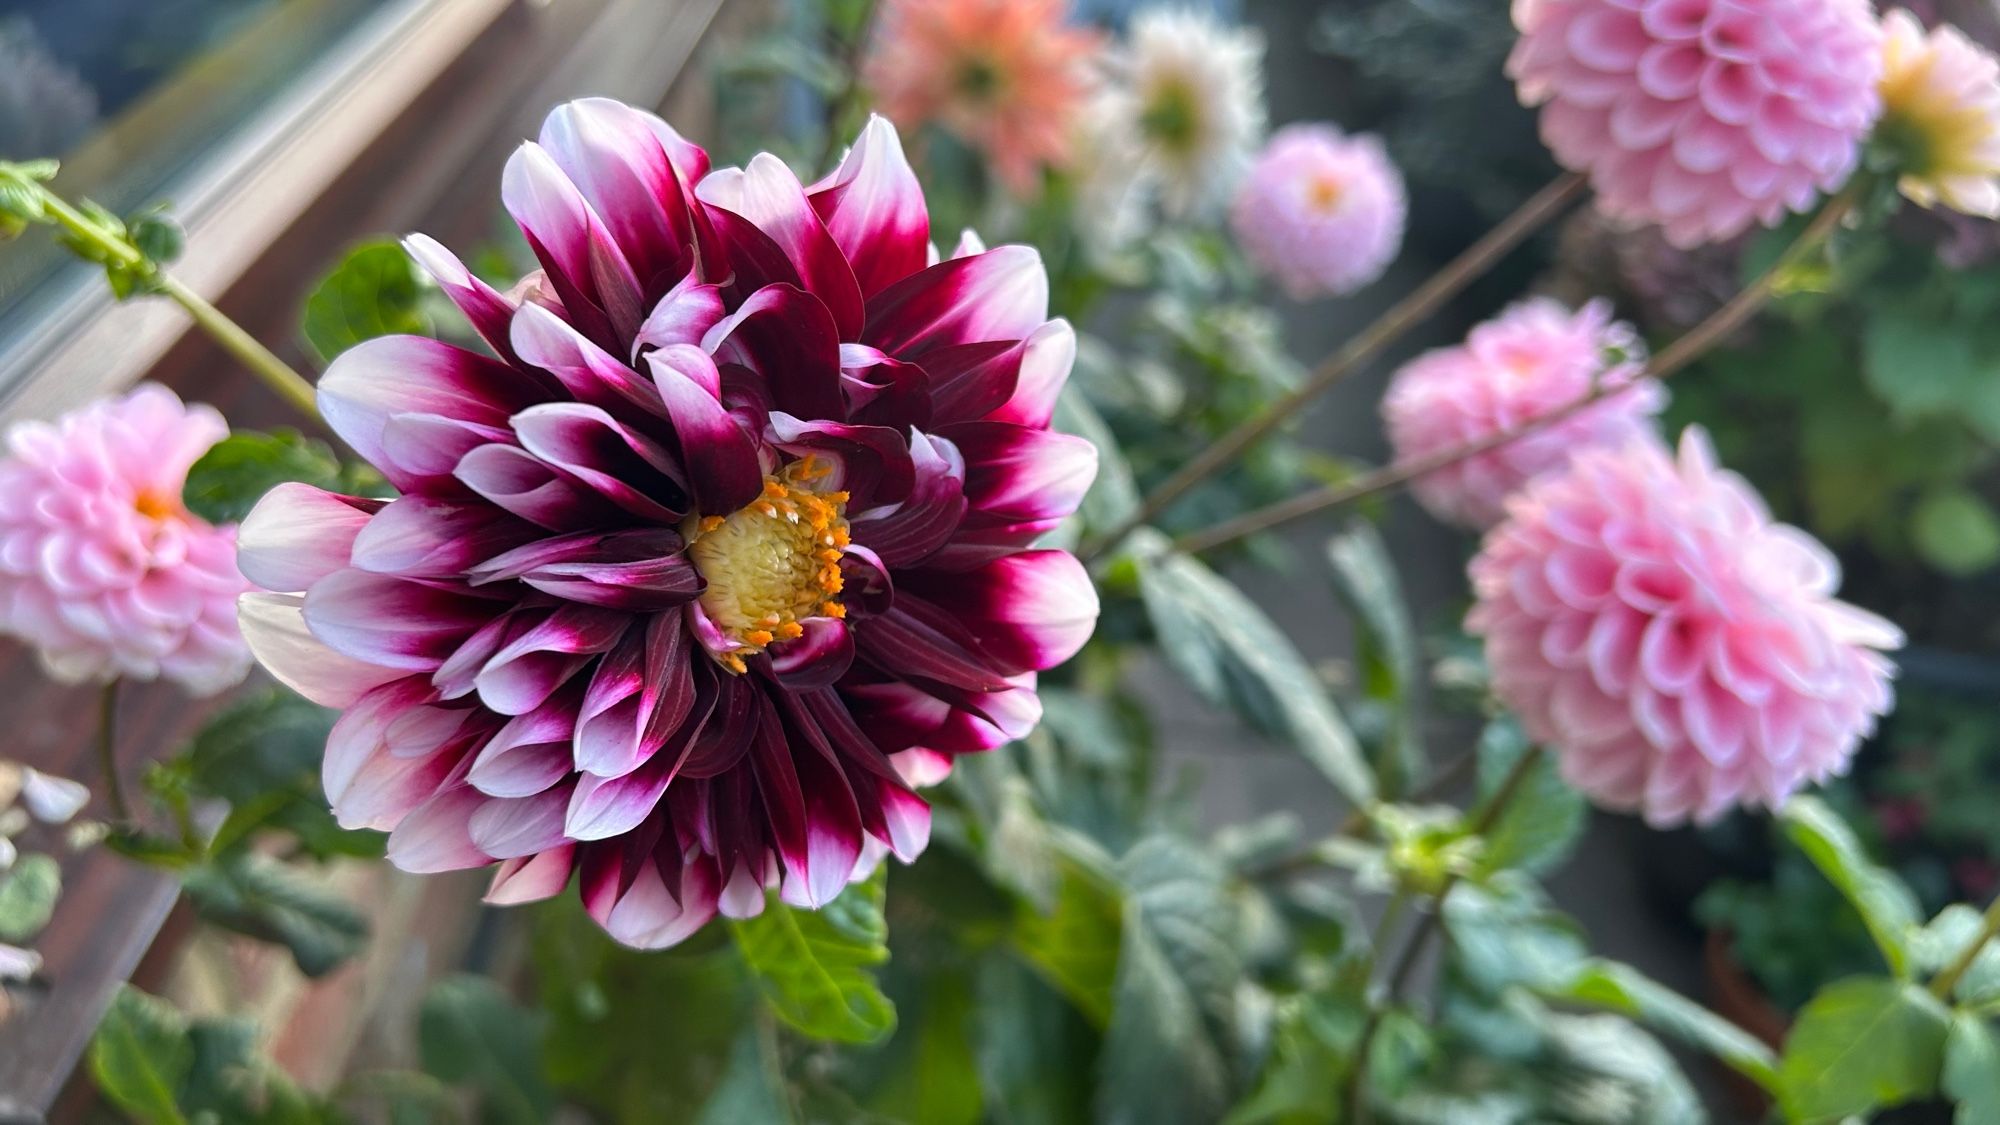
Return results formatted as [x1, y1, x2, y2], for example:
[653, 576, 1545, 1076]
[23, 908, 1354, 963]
[1877, 9, 2000, 216]
[1384, 298, 1663, 529]
[1467, 429, 1901, 827]
[1103, 7, 1266, 218]
[237, 100, 1099, 948]
[1230, 124, 1406, 300]
[1508, 0, 1883, 247]
[863, 0, 1101, 194]
[0, 385, 250, 694]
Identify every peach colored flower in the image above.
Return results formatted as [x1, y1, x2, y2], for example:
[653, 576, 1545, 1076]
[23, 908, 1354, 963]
[1878, 9, 2000, 216]
[863, 0, 1101, 195]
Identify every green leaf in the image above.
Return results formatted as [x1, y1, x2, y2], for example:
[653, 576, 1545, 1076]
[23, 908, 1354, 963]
[1912, 487, 2000, 576]
[865, 972, 982, 1125]
[301, 240, 431, 362]
[1325, 523, 1426, 794]
[1013, 835, 1123, 1027]
[181, 855, 367, 977]
[1916, 905, 2000, 1006]
[1863, 295, 2000, 444]
[1365, 1009, 1433, 1101]
[1781, 797, 1922, 977]
[1443, 877, 1588, 995]
[1474, 719, 1586, 876]
[1135, 533, 1376, 807]
[419, 974, 555, 1125]
[1779, 976, 1950, 1122]
[973, 957, 1096, 1125]
[1945, 1014, 2000, 1125]
[1551, 959, 1779, 1092]
[1096, 836, 1251, 1125]
[0, 852, 61, 942]
[1054, 385, 1140, 529]
[692, 1020, 796, 1125]
[182, 430, 345, 526]
[731, 866, 896, 1044]
[90, 985, 193, 1125]
[127, 206, 185, 266]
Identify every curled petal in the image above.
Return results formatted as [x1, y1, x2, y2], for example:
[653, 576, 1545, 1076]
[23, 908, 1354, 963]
[848, 431, 966, 567]
[237, 484, 381, 592]
[511, 402, 687, 523]
[647, 345, 764, 514]
[946, 422, 1097, 524]
[808, 114, 930, 297]
[485, 844, 576, 905]
[766, 617, 854, 691]
[454, 444, 622, 532]
[702, 284, 845, 422]
[386, 785, 493, 874]
[318, 337, 540, 491]
[474, 604, 629, 716]
[238, 592, 403, 707]
[699, 153, 865, 337]
[502, 140, 645, 347]
[862, 245, 1049, 358]
[303, 570, 500, 672]
[350, 498, 535, 579]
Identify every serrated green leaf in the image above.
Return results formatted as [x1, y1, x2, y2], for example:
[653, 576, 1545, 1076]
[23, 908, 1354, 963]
[1782, 797, 1922, 977]
[301, 240, 431, 362]
[0, 852, 61, 942]
[1013, 836, 1123, 1026]
[182, 430, 345, 525]
[1135, 533, 1375, 807]
[1474, 719, 1585, 876]
[1779, 976, 1950, 1121]
[1325, 523, 1425, 793]
[181, 855, 367, 977]
[731, 867, 896, 1044]
[419, 974, 554, 1125]
[1550, 959, 1779, 1092]
[90, 985, 194, 1125]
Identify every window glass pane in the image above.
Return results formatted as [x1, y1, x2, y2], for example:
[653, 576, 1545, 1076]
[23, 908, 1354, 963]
[0, 0, 401, 343]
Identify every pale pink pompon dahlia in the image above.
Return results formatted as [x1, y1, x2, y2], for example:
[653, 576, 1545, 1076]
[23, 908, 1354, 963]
[1383, 298, 1664, 530]
[0, 384, 251, 694]
[1508, 0, 1883, 248]
[1229, 124, 1407, 300]
[1467, 429, 1900, 827]
[236, 100, 1100, 948]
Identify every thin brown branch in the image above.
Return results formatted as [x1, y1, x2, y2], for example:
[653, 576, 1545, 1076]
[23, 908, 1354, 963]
[1172, 189, 1857, 557]
[1080, 172, 1589, 563]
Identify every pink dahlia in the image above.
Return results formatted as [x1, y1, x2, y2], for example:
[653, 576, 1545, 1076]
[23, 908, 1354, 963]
[0, 384, 250, 694]
[1508, 0, 1883, 247]
[1383, 298, 1664, 529]
[1229, 124, 1406, 300]
[236, 99, 1099, 948]
[1466, 428, 1901, 826]
[863, 0, 1102, 195]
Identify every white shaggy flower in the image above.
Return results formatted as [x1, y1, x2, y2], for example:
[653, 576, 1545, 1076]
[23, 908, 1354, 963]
[1103, 8, 1266, 219]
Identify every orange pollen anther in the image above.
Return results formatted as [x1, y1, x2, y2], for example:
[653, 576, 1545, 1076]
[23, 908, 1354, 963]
[685, 457, 850, 673]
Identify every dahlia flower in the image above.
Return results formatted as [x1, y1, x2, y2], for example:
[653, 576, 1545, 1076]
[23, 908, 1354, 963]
[236, 100, 1099, 947]
[1383, 298, 1664, 529]
[1508, 0, 1883, 247]
[1467, 429, 1901, 826]
[0, 385, 250, 694]
[1102, 7, 1266, 218]
[1878, 9, 2000, 216]
[1230, 124, 1406, 300]
[863, 0, 1101, 195]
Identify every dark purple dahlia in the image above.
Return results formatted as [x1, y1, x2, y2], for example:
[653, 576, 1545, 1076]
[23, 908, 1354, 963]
[236, 99, 1099, 947]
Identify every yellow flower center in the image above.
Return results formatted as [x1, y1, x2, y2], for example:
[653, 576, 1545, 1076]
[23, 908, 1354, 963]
[132, 488, 181, 522]
[685, 458, 849, 674]
[1306, 173, 1345, 213]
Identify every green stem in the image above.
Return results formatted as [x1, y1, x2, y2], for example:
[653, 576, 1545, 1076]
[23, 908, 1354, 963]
[1343, 747, 1546, 1123]
[17, 173, 321, 422]
[96, 680, 129, 824]
[1932, 893, 2000, 1001]
[1172, 184, 1861, 557]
